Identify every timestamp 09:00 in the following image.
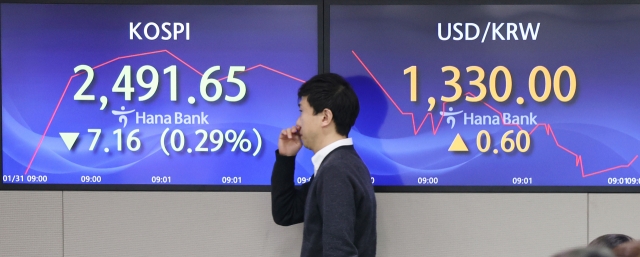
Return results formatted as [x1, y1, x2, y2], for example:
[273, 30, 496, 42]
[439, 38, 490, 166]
[418, 177, 439, 185]
[81, 176, 102, 183]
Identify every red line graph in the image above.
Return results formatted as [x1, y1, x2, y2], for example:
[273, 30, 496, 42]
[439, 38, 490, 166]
[24, 49, 305, 175]
[352, 50, 637, 178]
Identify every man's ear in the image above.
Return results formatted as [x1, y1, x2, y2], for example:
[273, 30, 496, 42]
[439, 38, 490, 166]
[321, 108, 333, 127]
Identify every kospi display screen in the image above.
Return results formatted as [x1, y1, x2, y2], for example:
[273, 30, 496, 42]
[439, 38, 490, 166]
[330, 5, 640, 188]
[1, 3, 318, 186]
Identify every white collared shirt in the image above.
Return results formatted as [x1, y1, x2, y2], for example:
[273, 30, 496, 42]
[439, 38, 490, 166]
[311, 138, 353, 176]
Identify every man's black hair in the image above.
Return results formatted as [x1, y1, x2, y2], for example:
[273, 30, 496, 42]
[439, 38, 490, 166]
[298, 73, 360, 136]
[588, 234, 634, 250]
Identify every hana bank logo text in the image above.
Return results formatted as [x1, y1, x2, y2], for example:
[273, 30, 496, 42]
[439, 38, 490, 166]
[440, 108, 538, 129]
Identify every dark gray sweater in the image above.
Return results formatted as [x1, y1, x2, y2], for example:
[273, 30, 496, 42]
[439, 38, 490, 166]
[271, 145, 377, 257]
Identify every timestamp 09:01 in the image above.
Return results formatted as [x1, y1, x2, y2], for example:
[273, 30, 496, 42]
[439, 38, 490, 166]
[296, 177, 376, 185]
[222, 177, 242, 184]
[151, 176, 172, 183]
[607, 177, 640, 185]
[512, 177, 533, 185]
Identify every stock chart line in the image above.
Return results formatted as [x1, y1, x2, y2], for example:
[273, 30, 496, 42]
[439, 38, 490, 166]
[25, 49, 305, 175]
[351, 50, 637, 178]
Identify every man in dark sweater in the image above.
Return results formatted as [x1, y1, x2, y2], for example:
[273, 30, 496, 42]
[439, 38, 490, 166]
[271, 73, 376, 257]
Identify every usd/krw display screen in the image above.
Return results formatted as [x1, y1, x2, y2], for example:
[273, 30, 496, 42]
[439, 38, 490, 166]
[331, 5, 640, 187]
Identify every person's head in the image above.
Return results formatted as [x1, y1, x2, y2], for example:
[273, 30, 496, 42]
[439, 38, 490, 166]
[296, 73, 359, 152]
[613, 240, 640, 257]
[589, 234, 634, 250]
[552, 246, 615, 257]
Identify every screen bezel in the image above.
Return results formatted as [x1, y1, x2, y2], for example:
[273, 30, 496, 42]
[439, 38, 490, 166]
[3, 0, 640, 192]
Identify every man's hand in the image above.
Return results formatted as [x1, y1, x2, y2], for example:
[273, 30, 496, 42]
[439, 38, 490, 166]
[278, 125, 302, 156]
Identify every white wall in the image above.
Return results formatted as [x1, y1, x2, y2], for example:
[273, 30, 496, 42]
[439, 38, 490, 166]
[375, 193, 586, 257]
[0, 191, 62, 257]
[588, 194, 640, 242]
[4, 191, 634, 257]
[63, 192, 302, 257]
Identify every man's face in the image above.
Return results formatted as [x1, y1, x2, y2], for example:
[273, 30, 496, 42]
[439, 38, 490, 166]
[296, 96, 323, 151]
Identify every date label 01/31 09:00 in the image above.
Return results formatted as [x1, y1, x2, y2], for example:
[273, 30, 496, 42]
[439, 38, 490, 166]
[3, 175, 48, 183]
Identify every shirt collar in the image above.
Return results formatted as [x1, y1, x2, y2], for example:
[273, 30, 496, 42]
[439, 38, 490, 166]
[311, 138, 353, 176]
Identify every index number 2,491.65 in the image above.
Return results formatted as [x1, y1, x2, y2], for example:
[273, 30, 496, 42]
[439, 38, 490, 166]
[73, 65, 247, 103]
